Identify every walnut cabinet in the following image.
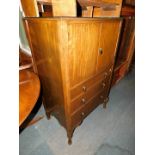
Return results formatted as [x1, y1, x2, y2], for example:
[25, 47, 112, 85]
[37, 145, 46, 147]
[24, 17, 122, 144]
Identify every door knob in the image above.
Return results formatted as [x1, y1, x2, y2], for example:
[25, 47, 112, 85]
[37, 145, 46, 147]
[81, 112, 85, 116]
[102, 82, 105, 88]
[99, 48, 103, 55]
[82, 86, 87, 92]
[81, 98, 86, 104]
[109, 68, 112, 73]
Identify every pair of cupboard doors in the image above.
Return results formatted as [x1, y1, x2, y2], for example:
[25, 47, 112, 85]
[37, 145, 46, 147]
[69, 18, 121, 86]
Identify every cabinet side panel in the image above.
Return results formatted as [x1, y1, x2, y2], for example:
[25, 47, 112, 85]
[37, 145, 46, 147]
[24, 19, 66, 126]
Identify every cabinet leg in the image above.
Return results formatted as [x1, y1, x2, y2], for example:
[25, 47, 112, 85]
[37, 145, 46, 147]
[46, 112, 51, 120]
[67, 129, 74, 145]
[68, 138, 72, 145]
[103, 97, 109, 109]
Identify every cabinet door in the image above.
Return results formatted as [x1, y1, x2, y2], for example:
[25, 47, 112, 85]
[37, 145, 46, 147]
[68, 22, 101, 86]
[96, 20, 121, 72]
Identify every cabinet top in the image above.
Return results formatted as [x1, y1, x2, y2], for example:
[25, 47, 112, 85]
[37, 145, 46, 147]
[24, 17, 122, 21]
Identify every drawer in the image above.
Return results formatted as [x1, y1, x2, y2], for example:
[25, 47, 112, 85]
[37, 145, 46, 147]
[70, 76, 110, 113]
[71, 91, 106, 128]
[86, 78, 107, 99]
[70, 65, 113, 100]
[70, 93, 87, 114]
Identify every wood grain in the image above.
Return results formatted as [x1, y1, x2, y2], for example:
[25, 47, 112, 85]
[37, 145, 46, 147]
[82, 6, 93, 17]
[19, 70, 40, 126]
[25, 19, 67, 124]
[20, 0, 39, 17]
[121, 5, 135, 16]
[124, 0, 135, 6]
[37, 0, 52, 5]
[19, 48, 33, 70]
[70, 64, 112, 99]
[77, 0, 121, 7]
[79, 0, 123, 17]
[68, 21, 100, 86]
[51, 0, 77, 17]
[93, 4, 121, 17]
[70, 71, 111, 113]
[112, 17, 134, 85]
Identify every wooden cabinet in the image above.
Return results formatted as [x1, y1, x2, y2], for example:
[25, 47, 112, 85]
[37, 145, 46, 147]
[24, 17, 122, 144]
[112, 4, 135, 86]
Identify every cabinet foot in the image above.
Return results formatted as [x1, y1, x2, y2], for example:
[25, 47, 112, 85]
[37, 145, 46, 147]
[68, 138, 72, 145]
[103, 97, 109, 108]
[67, 129, 74, 145]
[46, 112, 51, 120]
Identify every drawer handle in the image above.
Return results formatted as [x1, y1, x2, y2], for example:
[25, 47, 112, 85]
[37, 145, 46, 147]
[100, 95, 104, 99]
[104, 72, 108, 76]
[102, 82, 106, 88]
[81, 98, 86, 104]
[104, 72, 108, 78]
[109, 68, 112, 73]
[82, 86, 87, 92]
[99, 48, 103, 55]
[81, 112, 85, 117]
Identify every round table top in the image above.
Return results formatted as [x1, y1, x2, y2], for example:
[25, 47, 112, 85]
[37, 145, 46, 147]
[19, 70, 40, 126]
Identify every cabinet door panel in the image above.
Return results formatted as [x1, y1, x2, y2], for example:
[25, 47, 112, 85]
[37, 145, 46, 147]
[97, 20, 121, 72]
[68, 22, 101, 86]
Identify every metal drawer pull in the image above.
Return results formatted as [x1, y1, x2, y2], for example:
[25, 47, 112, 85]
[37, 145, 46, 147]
[102, 82, 106, 88]
[100, 95, 104, 99]
[104, 72, 108, 76]
[81, 112, 85, 116]
[81, 98, 86, 104]
[104, 72, 108, 78]
[99, 48, 103, 55]
[82, 86, 87, 92]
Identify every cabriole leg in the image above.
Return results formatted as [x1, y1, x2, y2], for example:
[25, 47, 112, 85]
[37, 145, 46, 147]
[67, 129, 74, 145]
[46, 112, 51, 120]
[103, 97, 109, 108]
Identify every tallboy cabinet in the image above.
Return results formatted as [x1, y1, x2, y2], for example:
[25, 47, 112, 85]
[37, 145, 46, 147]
[24, 17, 122, 144]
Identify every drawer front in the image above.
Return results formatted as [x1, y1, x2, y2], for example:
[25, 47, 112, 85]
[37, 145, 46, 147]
[70, 65, 113, 100]
[71, 93, 87, 114]
[70, 80, 104, 113]
[71, 91, 106, 128]
[70, 74, 111, 113]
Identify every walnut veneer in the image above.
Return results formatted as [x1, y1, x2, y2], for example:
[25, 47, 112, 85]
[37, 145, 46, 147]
[24, 17, 122, 144]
